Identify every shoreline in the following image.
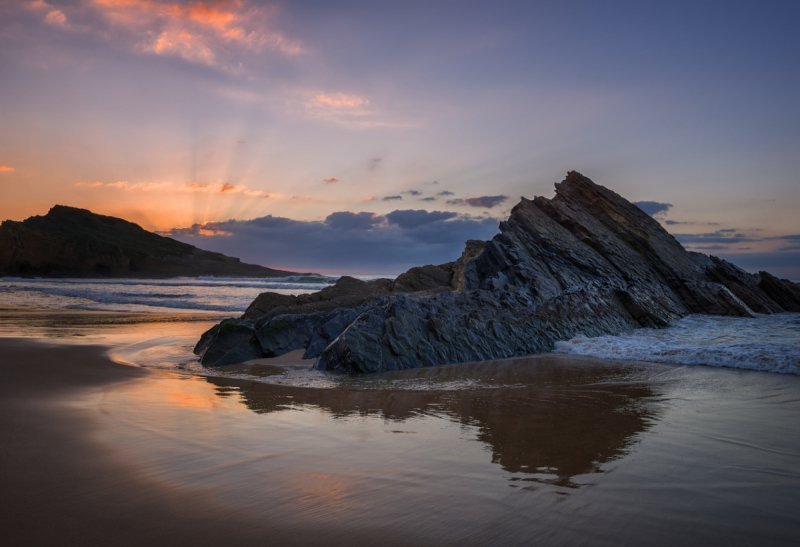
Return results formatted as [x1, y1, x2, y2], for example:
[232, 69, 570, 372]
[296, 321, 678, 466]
[0, 338, 442, 546]
[2, 336, 800, 546]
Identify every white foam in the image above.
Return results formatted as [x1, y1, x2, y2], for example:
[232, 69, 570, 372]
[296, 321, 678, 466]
[554, 313, 800, 375]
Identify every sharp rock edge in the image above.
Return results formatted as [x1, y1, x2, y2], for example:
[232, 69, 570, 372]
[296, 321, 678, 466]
[195, 172, 800, 373]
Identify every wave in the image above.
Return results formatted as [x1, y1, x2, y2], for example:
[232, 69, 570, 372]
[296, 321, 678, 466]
[554, 313, 800, 375]
[0, 276, 333, 314]
[1, 277, 333, 290]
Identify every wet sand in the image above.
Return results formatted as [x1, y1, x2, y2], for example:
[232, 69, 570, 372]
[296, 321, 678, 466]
[0, 339, 443, 546]
[2, 333, 800, 546]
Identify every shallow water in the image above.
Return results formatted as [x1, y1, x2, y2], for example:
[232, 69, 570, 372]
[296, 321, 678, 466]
[74, 354, 800, 546]
[5, 305, 800, 544]
[556, 312, 800, 375]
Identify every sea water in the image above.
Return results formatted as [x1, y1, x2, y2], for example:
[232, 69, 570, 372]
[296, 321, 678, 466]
[555, 312, 800, 375]
[2, 276, 799, 377]
[0, 276, 336, 314]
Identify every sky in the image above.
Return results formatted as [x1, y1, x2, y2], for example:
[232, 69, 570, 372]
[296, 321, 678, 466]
[1, 0, 799, 277]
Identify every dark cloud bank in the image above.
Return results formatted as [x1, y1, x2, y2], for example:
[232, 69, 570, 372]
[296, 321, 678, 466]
[634, 201, 672, 216]
[447, 196, 508, 208]
[169, 204, 800, 279]
[164, 209, 499, 275]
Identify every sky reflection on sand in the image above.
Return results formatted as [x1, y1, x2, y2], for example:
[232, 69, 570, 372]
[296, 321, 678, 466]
[6, 307, 800, 545]
[72, 354, 800, 547]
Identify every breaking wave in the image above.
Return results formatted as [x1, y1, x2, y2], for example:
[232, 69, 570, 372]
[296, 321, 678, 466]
[555, 313, 800, 374]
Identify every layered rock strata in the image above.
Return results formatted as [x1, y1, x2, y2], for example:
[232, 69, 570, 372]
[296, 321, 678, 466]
[196, 172, 800, 372]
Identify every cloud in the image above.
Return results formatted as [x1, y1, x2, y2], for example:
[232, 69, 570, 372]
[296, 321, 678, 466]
[74, 179, 268, 197]
[324, 177, 339, 183]
[382, 195, 402, 201]
[419, 197, 437, 202]
[75, 180, 169, 191]
[31, 0, 303, 70]
[767, 234, 800, 252]
[0, 166, 15, 172]
[664, 220, 720, 226]
[44, 9, 67, 27]
[161, 210, 500, 274]
[386, 209, 458, 229]
[447, 196, 508, 208]
[674, 231, 800, 254]
[634, 201, 672, 217]
[314, 93, 368, 108]
[437, 191, 454, 196]
[368, 157, 382, 172]
[181, 182, 269, 197]
[324, 211, 384, 231]
[402, 190, 421, 196]
[674, 230, 759, 244]
[692, 245, 750, 251]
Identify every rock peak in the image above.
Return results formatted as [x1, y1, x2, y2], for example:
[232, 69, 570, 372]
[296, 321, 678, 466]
[196, 172, 800, 373]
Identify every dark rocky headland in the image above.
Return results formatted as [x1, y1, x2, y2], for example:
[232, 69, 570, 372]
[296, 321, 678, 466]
[196, 172, 800, 373]
[0, 205, 312, 278]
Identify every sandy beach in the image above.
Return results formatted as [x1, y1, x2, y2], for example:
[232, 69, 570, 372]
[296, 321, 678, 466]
[0, 339, 449, 546]
[2, 313, 800, 546]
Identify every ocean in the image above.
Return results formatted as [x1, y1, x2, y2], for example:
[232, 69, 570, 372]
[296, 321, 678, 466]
[3, 276, 800, 545]
[2, 276, 799, 378]
[0, 276, 336, 314]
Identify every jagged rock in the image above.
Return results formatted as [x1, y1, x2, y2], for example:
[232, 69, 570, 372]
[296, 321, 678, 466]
[758, 271, 800, 312]
[0, 205, 313, 278]
[196, 171, 800, 373]
[390, 263, 453, 292]
[200, 322, 257, 366]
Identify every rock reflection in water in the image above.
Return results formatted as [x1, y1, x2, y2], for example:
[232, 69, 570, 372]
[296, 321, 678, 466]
[205, 354, 663, 488]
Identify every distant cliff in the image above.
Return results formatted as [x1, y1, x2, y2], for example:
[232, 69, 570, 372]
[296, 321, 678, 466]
[0, 205, 311, 278]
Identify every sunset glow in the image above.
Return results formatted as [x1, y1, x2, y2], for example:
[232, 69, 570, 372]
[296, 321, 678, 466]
[1, 0, 798, 275]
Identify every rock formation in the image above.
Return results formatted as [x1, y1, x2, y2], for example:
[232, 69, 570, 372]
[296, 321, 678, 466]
[196, 172, 800, 372]
[0, 205, 312, 278]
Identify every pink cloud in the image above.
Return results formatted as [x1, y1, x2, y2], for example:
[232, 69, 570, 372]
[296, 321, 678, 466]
[314, 93, 368, 108]
[30, 1, 303, 69]
[182, 181, 269, 197]
[0, 166, 15, 172]
[324, 177, 339, 183]
[44, 9, 67, 27]
[75, 180, 169, 191]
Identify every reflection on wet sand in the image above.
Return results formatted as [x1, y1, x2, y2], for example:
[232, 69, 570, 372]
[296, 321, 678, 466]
[206, 354, 664, 488]
[0, 305, 222, 338]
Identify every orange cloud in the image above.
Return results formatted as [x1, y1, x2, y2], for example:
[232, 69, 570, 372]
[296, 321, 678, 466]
[88, 0, 303, 67]
[315, 93, 368, 108]
[196, 227, 233, 236]
[324, 177, 339, 183]
[75, 180, 169, 191]
[182, 181, 269, 197]
[0, 166, 15, 172]
[44, 9, 67, 27]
